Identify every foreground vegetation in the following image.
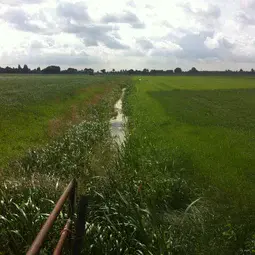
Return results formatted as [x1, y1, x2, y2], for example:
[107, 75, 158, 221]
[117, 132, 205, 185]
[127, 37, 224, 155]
[1, 75, 254, 254]
[0, 75, 126, 253]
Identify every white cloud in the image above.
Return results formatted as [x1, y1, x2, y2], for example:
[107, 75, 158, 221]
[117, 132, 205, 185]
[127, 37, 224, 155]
[205, 33, 234, 50]
[236, 11, 255, 26]
[181, 2, 221, 19]
[136, 38, 154, 50]
[0, 0, 255, 70]
[180, 2, 221, 30]
[56, 1, 91, 23]
[101, 11, 145, 29]
[0, 0, 44, 5]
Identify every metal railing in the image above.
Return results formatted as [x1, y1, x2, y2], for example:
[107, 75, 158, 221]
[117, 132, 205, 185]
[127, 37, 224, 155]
[27, 179, 77, 255]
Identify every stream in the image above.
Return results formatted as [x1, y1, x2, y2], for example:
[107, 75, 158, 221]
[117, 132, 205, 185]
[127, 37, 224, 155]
[109, 88, 127, 146]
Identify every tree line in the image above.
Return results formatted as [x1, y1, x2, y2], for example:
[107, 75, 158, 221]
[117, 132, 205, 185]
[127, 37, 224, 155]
[0, 65, 94, 75]
[1, 65, 255, 75]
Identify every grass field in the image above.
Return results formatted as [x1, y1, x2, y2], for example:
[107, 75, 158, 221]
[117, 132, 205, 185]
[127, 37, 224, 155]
[0, 75, 122, 167]
[123, 76, 255, 254]
[0, 74, 127, 253]
[131, 76, 255, 201]
[1, 74, 255, 254]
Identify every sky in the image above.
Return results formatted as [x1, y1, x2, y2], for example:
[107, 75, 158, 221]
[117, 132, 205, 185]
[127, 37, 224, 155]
[0, 0, 255, 71]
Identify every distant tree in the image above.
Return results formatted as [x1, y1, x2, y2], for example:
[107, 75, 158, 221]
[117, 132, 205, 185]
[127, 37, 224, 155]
[166, 70, 174, 74]
[112, 68, 115, 72]
[128, 69, 134, 75]
[84, 68, 94, 75]
[251, 68, 254, 73]
[174, 67, 182, 74]
[239, 68, 244, 72]
[189, 67, 199, 73]
[101, 69, 106, 74]
[5, 66, 13, 73]
[66, 68, 78, 73]
[150, 69, 165, 75]
[23, 64, 29, 73]
[42, 65, 61, 74]
[37, 67, 41, 72]
[142, 68, 149, 73]
[18, 64, 22, 72]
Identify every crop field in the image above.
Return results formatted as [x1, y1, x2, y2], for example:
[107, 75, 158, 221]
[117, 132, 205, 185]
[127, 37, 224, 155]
[0, 75, 122, 167]
[130, 76, 255, 202]
[0, 74, 126, 253]
[1, 74, 255, 254]
[124, 76, 255, 254]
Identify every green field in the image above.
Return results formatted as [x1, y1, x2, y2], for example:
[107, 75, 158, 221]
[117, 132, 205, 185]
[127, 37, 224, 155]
[130, 76, 255, 201]
[0, 75, 121, 166]
[0, 74, 126, 254]
[1, 75, 255, 254]
[124, 76, 255, 253]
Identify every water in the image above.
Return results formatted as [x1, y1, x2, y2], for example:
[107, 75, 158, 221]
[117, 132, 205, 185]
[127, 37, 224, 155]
[110, 88, 127, 146]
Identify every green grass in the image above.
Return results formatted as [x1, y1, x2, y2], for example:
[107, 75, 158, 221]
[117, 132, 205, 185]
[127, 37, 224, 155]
[0, 74, 121, 166]
[1, 75, 255, 254]
[131, 76, 255, 202]
[0, 74, 128, 254]
[122, 75, 255, 254]
[149, 88, 255, 198]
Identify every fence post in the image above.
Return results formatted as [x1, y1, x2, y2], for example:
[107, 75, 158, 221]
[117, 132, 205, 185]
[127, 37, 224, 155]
[68, 178, 77, 253]
[73, 195, 89, 255]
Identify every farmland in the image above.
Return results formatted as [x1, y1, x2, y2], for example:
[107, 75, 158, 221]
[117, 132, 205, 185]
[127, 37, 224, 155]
[0, 75, 123, 167]
[0, 74, 126, 253]
[0, 74, 255, 254]
[123, 76, 255, 253]
[130, 76, 255, 205]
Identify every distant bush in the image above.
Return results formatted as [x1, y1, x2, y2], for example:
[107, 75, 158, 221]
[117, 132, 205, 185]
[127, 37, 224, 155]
[42, 66, 61, 74]
[174, 67, 182, 73]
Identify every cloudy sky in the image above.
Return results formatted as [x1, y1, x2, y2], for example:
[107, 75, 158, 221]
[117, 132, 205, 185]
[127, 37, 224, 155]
[0, 0, 255, 71]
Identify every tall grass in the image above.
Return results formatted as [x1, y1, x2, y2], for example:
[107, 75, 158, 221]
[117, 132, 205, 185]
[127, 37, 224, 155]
[84, 140, 209, 254]
[0, 176, 65, 254]
[0, 82, 123, 254]
[110, 79, 255, 255]
[82, 82, 254, 254]
[1, 77, 254, 254]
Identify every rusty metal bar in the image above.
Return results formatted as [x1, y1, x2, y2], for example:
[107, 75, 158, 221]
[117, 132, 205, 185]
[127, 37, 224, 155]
[53, 219, 72, 255]
[26, 180, 76, 255]
[68, 180, 76, 221]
